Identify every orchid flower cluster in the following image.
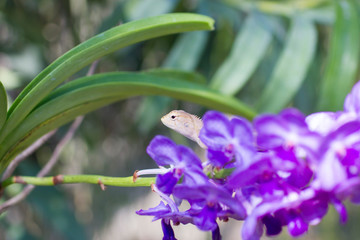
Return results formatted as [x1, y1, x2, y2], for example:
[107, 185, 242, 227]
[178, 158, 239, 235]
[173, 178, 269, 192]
[136, 81, 360, 240]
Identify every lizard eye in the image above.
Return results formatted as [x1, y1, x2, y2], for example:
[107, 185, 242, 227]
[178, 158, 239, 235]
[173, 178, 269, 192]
[171, 115, 176, 119]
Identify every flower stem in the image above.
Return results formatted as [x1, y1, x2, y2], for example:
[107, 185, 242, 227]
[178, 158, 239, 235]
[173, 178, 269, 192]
[1, 175, 155, 189]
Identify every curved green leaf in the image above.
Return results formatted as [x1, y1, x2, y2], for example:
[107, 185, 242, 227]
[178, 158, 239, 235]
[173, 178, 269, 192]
[1, 13, 214, 142]
[225, 0, 332, 21]
[317, 0, 360, 111]
[210, 13, 273, 95]
[0, 81, 7, 130]
[144, 68, 206, 84]
[0, 72, 256, 171]
[256, 16, 317, 113]
[124, 0, 178, 21]
[162, 31, 209, 71]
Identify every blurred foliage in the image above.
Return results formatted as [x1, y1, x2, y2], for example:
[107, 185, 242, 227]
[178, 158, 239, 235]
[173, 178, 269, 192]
[0, 0, 360, 239]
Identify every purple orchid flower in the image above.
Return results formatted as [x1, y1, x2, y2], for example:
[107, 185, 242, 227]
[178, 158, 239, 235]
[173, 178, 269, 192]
[137, 202, 187, 240]
[136, 200, 194, 225]
[136, 184, 195, 240]
[199, 111, 256, 168]
[173, 184, 246, 222]
[146, 135, 208, 193]
[171, 183, 245, 239]
[254, 108, 321, 162]
[240, 188, 327, 240]
[228, 149, 312, 191]
[305, 110, 360, 136]
[306, 81, 360, 136]
[305, 111, 343, 135]
[313, 121, 360, 194]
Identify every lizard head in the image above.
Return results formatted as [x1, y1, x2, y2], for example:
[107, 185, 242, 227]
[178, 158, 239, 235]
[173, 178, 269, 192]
[161, 110, 197, 137]
[161, 110, 206, 148]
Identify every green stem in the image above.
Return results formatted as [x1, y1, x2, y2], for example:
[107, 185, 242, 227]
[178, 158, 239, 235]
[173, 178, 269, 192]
[1, 175, 155, 189]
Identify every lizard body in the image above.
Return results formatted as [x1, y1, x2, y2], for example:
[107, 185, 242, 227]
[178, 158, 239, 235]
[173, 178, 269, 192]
[161, 110, 206, 149]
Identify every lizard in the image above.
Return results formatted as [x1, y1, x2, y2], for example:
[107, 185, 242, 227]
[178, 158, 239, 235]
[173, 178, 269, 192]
[161, 110, 207, 149]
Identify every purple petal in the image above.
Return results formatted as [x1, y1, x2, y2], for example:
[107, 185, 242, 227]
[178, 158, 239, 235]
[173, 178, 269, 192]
[211, 224, 221, 240]
[287, 217, 308, 237]
[177, 145, 202, 168]
[182, 168, 209, 186]
[344, 81, 360, 113]
[242, 188, 317, 240]
[199, 111, 232, 149]
[341, 148, 360, 168]
[191, 205, 218, 231]
[323, 121, 360, 148]
[306, 112, 341, 135]
[137, 198, 194, 225]
[230, 117, 254, 145]
[234, 145, 256, 169]
[161, 219, 177, 240]
[207, 149, 232, 167]
[254, 114, 287, 149]
[279, 108, 307, 129]
[173, 184, 246, 219]
[335, 177, 360, 203]
[227, 157, 272, 188]
[241, 215, 263, 240]
[314, 153, 347, 191]
[156, 171, 179, 194]
[299, 196, 328, 224]
[332, 198, 347, 224]
[262, 214, 282, 236]
[314, 121, 360, 191]
[285, 165, 313, 188]
[136, 201, 170, 218]
[270, 148, 298, 171]
[255, 109, 321, 159]
[147, 136, 179, 166]
[173, 184, 206, 202]
[200, 111, 256, 168]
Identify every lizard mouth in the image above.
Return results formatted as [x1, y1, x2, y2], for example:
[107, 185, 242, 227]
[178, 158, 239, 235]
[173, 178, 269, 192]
[160, 116, 166, 124]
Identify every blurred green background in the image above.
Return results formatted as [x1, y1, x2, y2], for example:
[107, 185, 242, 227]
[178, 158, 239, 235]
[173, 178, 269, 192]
[0, 0, 360, 239]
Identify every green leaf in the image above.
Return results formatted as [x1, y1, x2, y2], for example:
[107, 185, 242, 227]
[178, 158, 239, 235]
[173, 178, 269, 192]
[256, 16, 317, 113]
[1, 13, 214, 143]
[0, 81, 7, 130]
[210, 13, 273, 95]
[0, 72, 256, 172]
[162, 31, 209, 71]
[317, 0, 360, 111]
[124, 0, 178, 21]
[144, 68, 206, 84]
[224, 0, 333, 21]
